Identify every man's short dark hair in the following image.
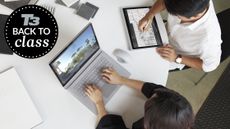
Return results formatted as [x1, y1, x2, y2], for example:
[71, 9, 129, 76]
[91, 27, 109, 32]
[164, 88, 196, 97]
[164, 0, 210, 18]
[144, 88, 194, 129]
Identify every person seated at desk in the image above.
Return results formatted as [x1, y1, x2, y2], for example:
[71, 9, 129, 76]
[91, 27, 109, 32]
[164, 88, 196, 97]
[139, 0, 222, 72]
[85, 68, 194, 129]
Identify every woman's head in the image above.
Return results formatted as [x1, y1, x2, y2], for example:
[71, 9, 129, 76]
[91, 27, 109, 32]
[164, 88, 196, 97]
[144, 88, 194, 129]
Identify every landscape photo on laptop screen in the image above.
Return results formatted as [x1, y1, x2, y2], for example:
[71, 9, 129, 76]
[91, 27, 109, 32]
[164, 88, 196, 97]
[51, 25, 99, 85]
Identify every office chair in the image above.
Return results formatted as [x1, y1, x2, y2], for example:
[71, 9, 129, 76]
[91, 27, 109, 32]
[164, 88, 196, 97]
[194, 8, 230, 85]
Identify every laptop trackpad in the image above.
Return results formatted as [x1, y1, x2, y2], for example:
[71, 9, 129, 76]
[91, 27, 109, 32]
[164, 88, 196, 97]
[97, 80, 117, 98]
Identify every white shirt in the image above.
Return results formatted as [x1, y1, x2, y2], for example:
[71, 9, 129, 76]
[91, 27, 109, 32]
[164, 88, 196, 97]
[167, 1, 222, 72]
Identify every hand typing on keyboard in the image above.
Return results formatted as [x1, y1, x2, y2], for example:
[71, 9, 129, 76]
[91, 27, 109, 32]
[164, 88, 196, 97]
[85, 84, 107, 120]
[83, 67, 124, 95]
[85, 84, 103, 104]
[101, 67, 124, 85]
[100, 67, 144, 91]
[85, 67, 143, 118]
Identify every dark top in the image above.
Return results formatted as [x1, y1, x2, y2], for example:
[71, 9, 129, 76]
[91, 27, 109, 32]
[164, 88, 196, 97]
[96, 82, 165, 129]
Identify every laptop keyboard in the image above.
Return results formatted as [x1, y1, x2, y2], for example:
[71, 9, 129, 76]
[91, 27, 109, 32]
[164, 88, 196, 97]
[69, 54, 115, 98]
[67, 51, 130, 114]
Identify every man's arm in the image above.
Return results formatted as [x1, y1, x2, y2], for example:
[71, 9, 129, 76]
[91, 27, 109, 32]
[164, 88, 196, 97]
[146, 0, 166, 18]
[181, 56, 203, 70]
[139, 0, 166, 31]
[156, 44, 203, 70]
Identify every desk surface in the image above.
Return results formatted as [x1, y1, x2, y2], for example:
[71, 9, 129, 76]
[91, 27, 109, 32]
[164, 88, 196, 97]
[0, 0, 169, 128]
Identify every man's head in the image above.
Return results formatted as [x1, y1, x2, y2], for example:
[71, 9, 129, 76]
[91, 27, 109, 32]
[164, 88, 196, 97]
[144, 88, 194, 129]
[164, 0, 210, 20]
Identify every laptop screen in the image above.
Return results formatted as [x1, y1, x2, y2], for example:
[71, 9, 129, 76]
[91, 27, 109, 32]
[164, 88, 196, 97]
[50, 24, 100, 85]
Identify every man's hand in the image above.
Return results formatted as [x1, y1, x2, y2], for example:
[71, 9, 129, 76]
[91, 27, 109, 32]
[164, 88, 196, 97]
[139, 0, 165, 31]
[138, 15, 153, 32]
[85, 84, 103, 104]
[101, 68, 124, 85]
[156, 44, 178, 62]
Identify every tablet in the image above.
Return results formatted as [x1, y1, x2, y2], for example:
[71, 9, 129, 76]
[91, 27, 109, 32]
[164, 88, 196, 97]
[123, 7, 163, 49]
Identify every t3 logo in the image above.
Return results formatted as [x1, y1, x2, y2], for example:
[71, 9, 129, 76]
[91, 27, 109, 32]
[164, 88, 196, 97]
[5, 5, 58, 59]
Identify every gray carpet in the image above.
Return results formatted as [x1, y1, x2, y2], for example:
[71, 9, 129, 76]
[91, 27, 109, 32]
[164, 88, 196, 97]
[194, 62, 230, 129]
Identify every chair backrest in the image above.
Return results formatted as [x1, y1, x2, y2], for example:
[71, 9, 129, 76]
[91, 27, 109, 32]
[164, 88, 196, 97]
[218, 8, 230, 62]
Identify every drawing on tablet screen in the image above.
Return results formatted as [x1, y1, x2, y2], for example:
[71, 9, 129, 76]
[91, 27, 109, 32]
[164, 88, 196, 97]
[127, 8, 157, 47]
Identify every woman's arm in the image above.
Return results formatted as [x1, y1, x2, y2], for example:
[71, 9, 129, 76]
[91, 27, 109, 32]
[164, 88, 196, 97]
[119, 77, 144, 91]
[85, 85, 107, 121]
[101, 68, 165, 98]
[101, 68, 144, 91]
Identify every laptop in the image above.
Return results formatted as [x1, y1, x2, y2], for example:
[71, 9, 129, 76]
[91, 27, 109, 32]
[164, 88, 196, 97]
[50, 23, 130, 114]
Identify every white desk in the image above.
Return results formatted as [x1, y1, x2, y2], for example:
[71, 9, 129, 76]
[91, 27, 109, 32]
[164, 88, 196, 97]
[0, 0, 169, 129]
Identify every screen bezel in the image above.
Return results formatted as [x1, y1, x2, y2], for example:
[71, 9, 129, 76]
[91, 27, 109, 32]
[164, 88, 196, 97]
[123, 7, 163, 49]
[49, 23, 100, 86]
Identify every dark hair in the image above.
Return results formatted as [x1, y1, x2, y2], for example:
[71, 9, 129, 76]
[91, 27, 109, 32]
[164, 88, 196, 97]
[144, 88, 194, 129]
[163, 0, 210, 18]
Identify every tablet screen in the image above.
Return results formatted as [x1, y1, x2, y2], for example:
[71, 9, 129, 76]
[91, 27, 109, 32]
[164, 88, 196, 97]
[123, 7, 163, 49]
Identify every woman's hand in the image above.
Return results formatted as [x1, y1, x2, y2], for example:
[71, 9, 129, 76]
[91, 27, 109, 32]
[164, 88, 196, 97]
[101, 68, 124, 85]
[85, 84, 103, 104]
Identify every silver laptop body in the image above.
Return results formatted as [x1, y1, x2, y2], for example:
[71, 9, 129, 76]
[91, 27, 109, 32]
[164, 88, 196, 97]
[50, 23, 130, 114]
